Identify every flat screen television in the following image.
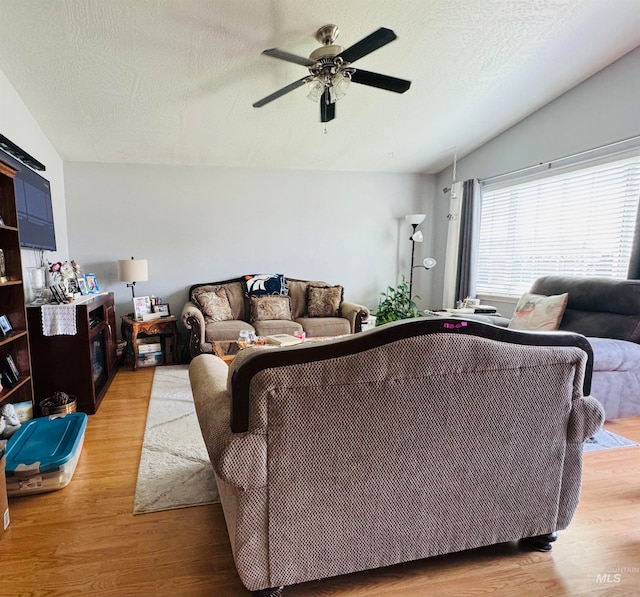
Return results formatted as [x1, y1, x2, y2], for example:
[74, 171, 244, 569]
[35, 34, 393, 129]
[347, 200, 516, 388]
[0, 148, 56, 251]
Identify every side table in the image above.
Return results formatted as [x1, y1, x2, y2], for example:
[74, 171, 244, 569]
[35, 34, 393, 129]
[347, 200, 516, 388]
[120, 315, 180, 370]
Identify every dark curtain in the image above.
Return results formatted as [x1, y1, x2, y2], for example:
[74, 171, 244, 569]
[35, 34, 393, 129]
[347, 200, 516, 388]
[628, 199, 640, 279]
[455, 179, 476, 302]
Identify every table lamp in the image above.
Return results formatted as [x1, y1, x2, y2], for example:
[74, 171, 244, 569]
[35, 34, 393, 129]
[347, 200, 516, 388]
[118, 257, 148, 298]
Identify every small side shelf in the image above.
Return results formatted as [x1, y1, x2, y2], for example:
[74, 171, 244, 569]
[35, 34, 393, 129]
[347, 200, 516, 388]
[120, 315, 180, 370]
[0, 330, 29, 347]
[0, 374, 32, 403]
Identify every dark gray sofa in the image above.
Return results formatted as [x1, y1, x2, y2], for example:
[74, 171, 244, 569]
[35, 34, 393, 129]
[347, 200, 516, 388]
[530, 276, 640, 420]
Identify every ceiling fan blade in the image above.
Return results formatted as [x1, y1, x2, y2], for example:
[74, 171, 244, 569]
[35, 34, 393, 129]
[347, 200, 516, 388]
[351, 69, 411, 93]
[337, 27, 397, 64]
[262, 48, 315, 67]
[253, 77, 308, 108]
[320, 89, 335, 123]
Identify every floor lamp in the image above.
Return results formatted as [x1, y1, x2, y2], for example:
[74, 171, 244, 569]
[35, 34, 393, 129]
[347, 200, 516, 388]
[406, 214, 437, 299]
[406, 214, 425, 298]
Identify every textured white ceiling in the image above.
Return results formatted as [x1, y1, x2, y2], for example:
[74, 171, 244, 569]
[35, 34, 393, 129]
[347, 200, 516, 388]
[0, 0, 638, 174]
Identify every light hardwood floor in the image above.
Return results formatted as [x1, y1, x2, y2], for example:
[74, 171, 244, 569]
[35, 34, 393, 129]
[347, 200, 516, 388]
[1, 366, 639, 597]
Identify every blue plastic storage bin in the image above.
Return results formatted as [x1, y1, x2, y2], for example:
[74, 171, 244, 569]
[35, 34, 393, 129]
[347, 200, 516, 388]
[4, 412, 87, 496]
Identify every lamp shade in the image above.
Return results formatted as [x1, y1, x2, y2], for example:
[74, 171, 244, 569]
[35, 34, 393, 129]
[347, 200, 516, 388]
[118, 259, 148, 282]
[411, 230, 424, 242]
[423, 257, 437, 269]
[405, 214, 426, 225]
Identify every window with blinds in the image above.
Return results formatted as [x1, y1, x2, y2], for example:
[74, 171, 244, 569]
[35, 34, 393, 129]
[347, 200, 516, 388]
[476, 153, 640, 297]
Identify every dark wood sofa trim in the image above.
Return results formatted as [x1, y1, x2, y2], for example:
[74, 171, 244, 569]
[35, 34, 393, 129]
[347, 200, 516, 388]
[229, 317, 594, 433]
[185, 313, 204, 358]
[188, 276, 247, 297]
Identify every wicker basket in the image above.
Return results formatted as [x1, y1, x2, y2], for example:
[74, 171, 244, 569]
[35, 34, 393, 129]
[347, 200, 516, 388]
[39, 394, 77, 416]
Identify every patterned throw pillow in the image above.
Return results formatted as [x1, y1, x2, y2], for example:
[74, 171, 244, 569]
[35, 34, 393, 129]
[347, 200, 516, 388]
[508, 292, 568, 331]
[306, 285, 343, 317]
[192, 286, 233, 322]
[250, 295, 293, 322]
[244, 274, 288, 297]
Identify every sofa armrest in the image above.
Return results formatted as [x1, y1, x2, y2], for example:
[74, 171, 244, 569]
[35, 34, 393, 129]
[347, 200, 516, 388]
[567, 395, 606, 443]
[340, 301, 370, 333]
[189, 354, 266, 489]
[182, 301, 213, 357]
[455, 313, 511, 327]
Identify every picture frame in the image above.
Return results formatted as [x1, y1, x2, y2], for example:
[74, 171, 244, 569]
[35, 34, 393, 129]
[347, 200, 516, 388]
[84, 273, 99, 293]
[133, 295, 152, 321]
[50, 284, 67, 304]
[77, 277, 88, 295]
[5, 354, 19, 382]
[67, 277, 80, 295]
[153, 303, 171, 317]
[0, 314, 12, 336]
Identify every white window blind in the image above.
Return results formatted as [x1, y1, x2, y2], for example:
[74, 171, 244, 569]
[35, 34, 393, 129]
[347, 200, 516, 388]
[477, 153, 640, 297]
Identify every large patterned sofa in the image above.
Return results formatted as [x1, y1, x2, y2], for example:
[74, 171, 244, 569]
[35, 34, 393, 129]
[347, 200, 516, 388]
[181, 274, 369, 357]
[189, 317, 604, 596]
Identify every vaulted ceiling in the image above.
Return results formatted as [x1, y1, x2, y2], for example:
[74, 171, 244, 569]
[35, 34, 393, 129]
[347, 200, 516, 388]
[0, 0, 638, 174]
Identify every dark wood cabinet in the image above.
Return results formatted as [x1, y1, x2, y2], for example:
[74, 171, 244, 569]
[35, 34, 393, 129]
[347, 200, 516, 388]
[28, 293, 118, 415]
[0, 159, 33, 412]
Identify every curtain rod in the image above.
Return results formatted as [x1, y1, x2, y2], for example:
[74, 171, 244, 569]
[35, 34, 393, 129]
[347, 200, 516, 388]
[480, 134, 640, 184]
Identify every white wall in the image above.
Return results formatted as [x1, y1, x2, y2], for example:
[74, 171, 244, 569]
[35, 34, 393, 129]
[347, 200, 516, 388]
[431, 46, 640, 314]
[11, 46, 637, 322]
[64, 162, 435, 330]
[0, 67, 69, 282]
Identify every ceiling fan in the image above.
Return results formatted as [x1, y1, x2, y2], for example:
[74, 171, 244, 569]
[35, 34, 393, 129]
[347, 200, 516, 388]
[252, 24, 411, 123]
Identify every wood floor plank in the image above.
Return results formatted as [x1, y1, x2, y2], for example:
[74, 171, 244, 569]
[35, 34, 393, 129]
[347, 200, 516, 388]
[0, 366, 638, 597]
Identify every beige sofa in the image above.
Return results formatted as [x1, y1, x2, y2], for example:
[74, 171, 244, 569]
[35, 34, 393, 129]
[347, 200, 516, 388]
[181, 275, 369, 357]
[189, 317, 604, 596]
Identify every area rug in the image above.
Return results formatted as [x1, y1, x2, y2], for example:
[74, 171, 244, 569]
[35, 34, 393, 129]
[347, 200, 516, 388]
[133, 366, 637, 513]
[133, 365, 219, 515]
[583, 428, 637, 452]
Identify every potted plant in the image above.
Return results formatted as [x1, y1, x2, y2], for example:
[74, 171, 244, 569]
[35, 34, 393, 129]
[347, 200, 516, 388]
[375, 277, 422, 325]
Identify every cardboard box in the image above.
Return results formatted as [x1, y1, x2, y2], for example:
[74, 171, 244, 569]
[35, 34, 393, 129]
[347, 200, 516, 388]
[0, 454, 9, 533]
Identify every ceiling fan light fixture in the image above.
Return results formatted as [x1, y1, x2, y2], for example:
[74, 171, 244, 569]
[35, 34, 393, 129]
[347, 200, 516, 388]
[330, 71, 351, 102]
[306, 78, 325, 102]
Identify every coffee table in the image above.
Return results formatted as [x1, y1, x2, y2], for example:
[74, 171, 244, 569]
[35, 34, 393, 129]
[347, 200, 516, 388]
[213, 341, 244, 364]
[213, 336, 348, 364]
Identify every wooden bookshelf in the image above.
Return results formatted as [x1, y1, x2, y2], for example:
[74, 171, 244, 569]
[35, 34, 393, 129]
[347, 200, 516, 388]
[0, 158, 33, 410]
